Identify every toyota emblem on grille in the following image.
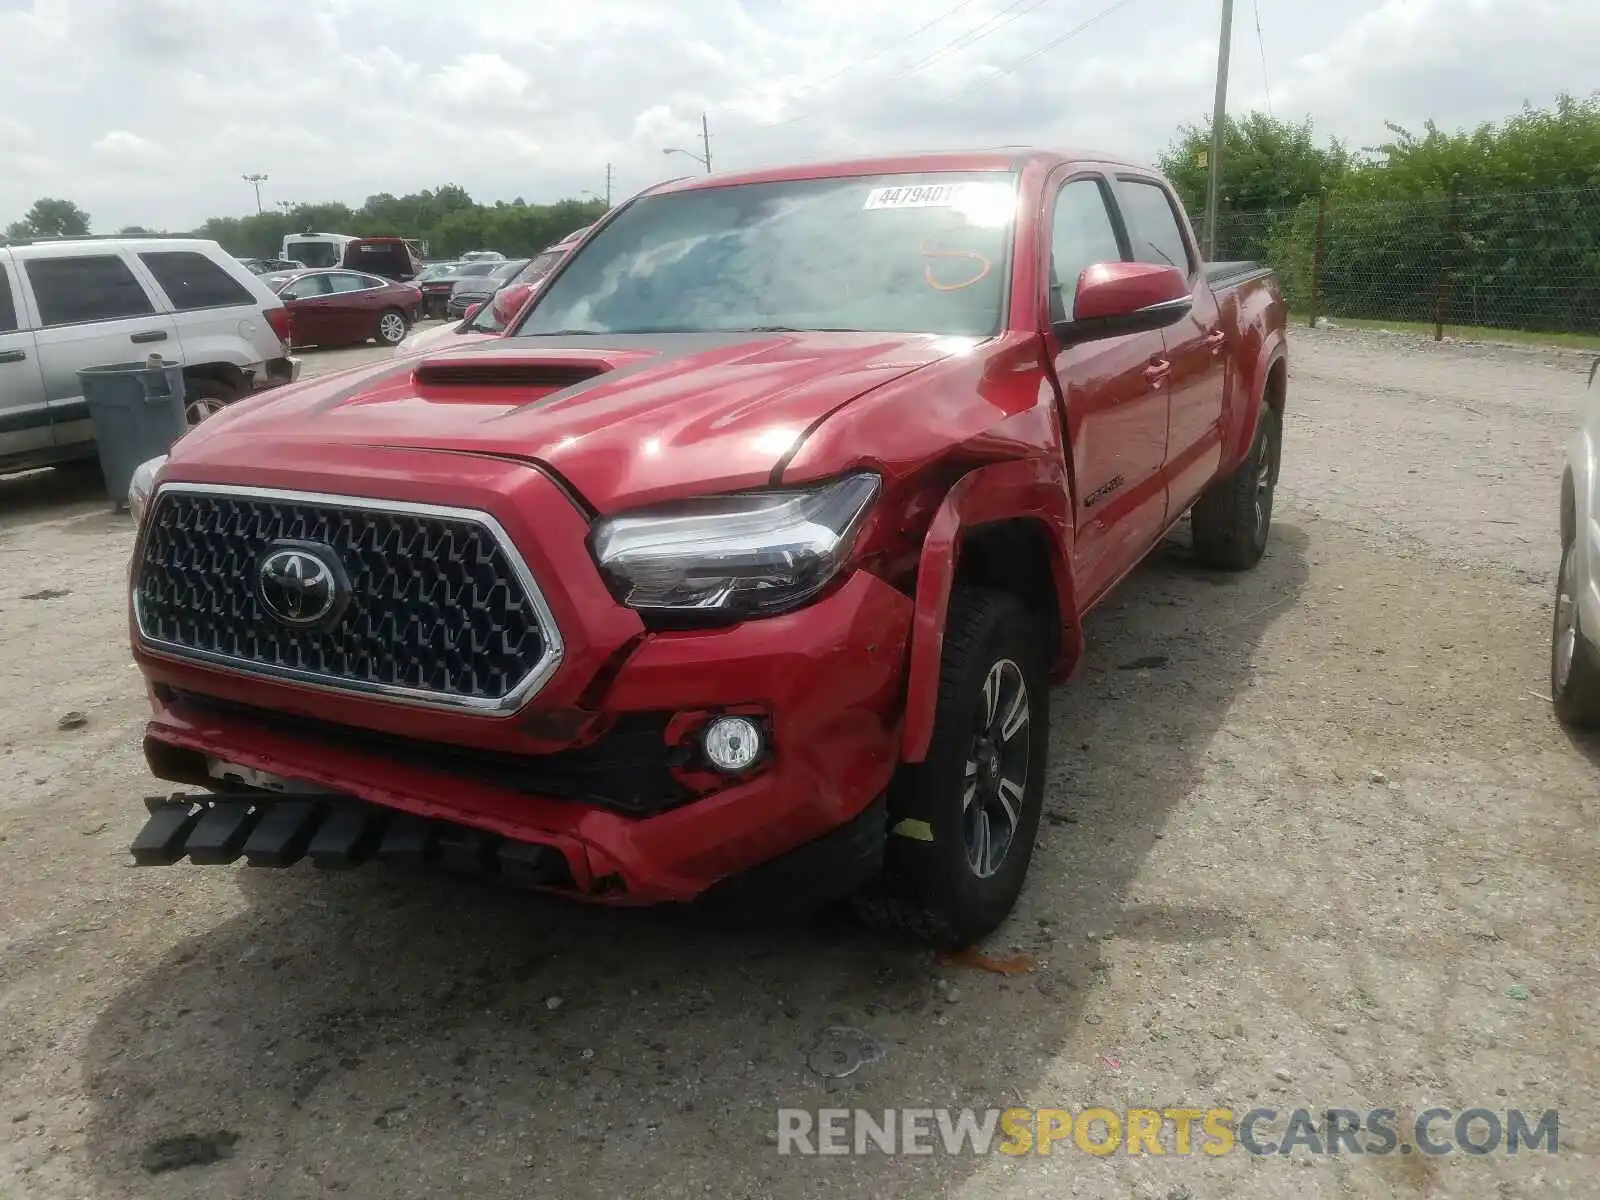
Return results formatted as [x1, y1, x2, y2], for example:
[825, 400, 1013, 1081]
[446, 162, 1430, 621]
[258, 544, 343, 627]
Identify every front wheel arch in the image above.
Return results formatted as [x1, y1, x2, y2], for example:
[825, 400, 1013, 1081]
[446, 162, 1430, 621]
[898, 460, 1079, 764]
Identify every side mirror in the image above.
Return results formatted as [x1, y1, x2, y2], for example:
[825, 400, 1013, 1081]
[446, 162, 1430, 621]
[463, 302, 484, 321]
[1052, 262, 1192, 346]
[491, 283, 531, 325]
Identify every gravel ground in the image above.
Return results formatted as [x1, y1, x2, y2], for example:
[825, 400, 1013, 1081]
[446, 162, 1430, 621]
[1, 327, 1597, 1199]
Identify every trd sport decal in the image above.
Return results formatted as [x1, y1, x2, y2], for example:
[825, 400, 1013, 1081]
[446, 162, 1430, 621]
[1083, 475, 1125, 508]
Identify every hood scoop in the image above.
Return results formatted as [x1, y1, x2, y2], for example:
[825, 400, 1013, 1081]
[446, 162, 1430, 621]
[412, 358, 612, 392]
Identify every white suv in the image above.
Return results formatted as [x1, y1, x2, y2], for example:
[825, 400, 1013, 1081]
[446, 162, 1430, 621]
[1554, 363, 1600, 726]
[0, 235, 299, 475]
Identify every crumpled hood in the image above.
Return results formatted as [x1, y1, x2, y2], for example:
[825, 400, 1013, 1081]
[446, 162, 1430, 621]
[175, 331, 973, 511]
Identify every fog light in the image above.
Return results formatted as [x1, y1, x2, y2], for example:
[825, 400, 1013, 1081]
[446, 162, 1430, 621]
[702, 716, 763, 773]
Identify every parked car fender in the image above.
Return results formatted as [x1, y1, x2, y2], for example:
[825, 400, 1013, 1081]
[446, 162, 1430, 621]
[899, 456, 1080, 764]
[1564, 423, 1597, 583]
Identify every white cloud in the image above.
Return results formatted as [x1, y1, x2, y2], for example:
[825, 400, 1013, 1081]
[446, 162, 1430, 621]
[91, 130, 167, 166]
[0, 0, 1594, 232]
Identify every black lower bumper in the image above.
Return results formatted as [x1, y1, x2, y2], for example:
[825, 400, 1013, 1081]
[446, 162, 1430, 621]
[127, 791, 889, 913]
[129, 792, 576, 889]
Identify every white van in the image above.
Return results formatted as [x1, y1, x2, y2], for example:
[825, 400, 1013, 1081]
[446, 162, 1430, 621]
[281, 233, 357, 270]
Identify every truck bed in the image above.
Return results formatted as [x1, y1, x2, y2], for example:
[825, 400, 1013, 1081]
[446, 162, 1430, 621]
[1204, 260, 1275, 291]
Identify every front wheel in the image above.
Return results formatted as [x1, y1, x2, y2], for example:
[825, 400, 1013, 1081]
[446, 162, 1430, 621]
[853, 587, 1049, 947]
[376, 308, 409, 346]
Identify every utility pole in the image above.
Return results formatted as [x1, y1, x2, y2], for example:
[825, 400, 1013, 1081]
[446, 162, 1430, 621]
[583, 165, 616, 209]
[1202, 0, 1233, 262]
[242, 173, 269, 215]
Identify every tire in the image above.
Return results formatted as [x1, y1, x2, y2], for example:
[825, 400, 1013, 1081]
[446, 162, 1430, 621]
[376, 308, 409, 346]
[182, 377, 239, 426]
[1191, 402, 1282, 570]
[853, 587, 1049, 947]
[1552, 537, 1600, 728]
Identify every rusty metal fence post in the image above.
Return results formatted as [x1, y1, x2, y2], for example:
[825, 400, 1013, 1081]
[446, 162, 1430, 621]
[1432, 175, 1461, 341]
[1308, 190, 1327, 329]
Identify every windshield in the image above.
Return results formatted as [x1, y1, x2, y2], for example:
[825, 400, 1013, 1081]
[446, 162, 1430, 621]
[457, 262, 497, 277]
[287, 240, 341, 269]
[517, 171, 1017, 338]
[491, 259, 529, 280]
[418, 263, 456, 281]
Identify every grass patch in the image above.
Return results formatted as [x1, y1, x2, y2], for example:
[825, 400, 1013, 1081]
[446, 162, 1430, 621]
[1290, 313, 1600, 352]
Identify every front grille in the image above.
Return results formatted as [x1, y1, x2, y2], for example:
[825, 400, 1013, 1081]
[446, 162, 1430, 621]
[134, 485, 562, 713]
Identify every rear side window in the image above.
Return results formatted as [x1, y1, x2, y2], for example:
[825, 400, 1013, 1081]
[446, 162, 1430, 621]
[25, 255, 155, 326]
[140, 250, 256, 311]
[0, 263, 16, 332]
[1116, 180, 1194, 275]
[327, 273, 377, 293]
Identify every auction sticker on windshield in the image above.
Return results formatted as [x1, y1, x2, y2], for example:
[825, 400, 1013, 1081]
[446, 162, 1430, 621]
[864, 184, 980, 210]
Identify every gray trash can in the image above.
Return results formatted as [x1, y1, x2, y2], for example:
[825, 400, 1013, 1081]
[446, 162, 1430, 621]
[77, 359, 188, 509]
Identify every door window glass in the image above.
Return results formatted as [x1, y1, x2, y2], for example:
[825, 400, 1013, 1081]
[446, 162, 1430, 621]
[1116, 180, 1194, 274]
[25, 255, 155, 326]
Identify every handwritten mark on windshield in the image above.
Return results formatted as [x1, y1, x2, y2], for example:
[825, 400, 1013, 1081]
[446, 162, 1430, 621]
[920, 235, 992, 292]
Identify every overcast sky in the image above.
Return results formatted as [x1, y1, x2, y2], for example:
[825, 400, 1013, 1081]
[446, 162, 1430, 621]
[1, 0, 1595, 231]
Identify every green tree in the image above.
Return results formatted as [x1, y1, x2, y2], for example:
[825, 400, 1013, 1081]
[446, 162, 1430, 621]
[6, 197, 91, 239]
[1159, 114, 1352, 216]
[1257, 92, 1600, 333]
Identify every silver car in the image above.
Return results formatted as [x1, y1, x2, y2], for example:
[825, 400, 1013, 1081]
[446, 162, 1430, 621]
[0, 235, 297, 473]
[1554, 362, 1600, 725]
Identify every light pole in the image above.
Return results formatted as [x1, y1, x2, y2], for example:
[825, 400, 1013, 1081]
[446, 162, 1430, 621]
[242, 173, 269, 215]
[662, 114, 712, 174]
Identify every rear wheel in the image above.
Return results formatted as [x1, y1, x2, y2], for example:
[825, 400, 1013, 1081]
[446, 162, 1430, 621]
[182, 377, 239, 425]
[853, 588, 1049, 947]
[1552, 537, 1600, 727]
[376, 308, 409, 346]
[1191, 402, 1281, 569]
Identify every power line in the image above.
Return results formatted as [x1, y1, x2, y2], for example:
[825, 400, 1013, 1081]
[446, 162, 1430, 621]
[781, 0, 987, 103]
[1251, 0, 1273, 118]
[933, 0, 1147, 105]
[895, 0, 1061, 77]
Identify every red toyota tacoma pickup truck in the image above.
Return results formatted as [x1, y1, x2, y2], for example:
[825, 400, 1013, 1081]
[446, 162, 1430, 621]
[125, 150, 1288, 946]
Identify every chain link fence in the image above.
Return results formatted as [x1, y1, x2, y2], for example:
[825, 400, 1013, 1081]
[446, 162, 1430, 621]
[1213, 185, 1600, 338]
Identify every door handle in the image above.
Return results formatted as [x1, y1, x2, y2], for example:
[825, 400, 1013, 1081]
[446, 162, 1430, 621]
[1144, 359, 1172, 389]
[1205, 328, 1226, 355]
[130, 330, 168, 344]
[0, 349, 25, 364]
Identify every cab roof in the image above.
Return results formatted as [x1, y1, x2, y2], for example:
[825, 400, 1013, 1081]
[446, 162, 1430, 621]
[644, 148, 1151, 197]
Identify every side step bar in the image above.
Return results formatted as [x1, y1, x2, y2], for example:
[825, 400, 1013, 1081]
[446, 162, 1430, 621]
[130, 792, 575, 888]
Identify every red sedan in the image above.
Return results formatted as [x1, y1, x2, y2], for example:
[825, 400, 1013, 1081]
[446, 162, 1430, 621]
[269, 269, 422, 348]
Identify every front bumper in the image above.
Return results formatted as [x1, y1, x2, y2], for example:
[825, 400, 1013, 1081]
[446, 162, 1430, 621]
[131, 458, 914, 903]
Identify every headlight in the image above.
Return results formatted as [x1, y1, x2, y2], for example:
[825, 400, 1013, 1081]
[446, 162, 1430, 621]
[128, 455, 167, 522]
[590, 472, 881, 616]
